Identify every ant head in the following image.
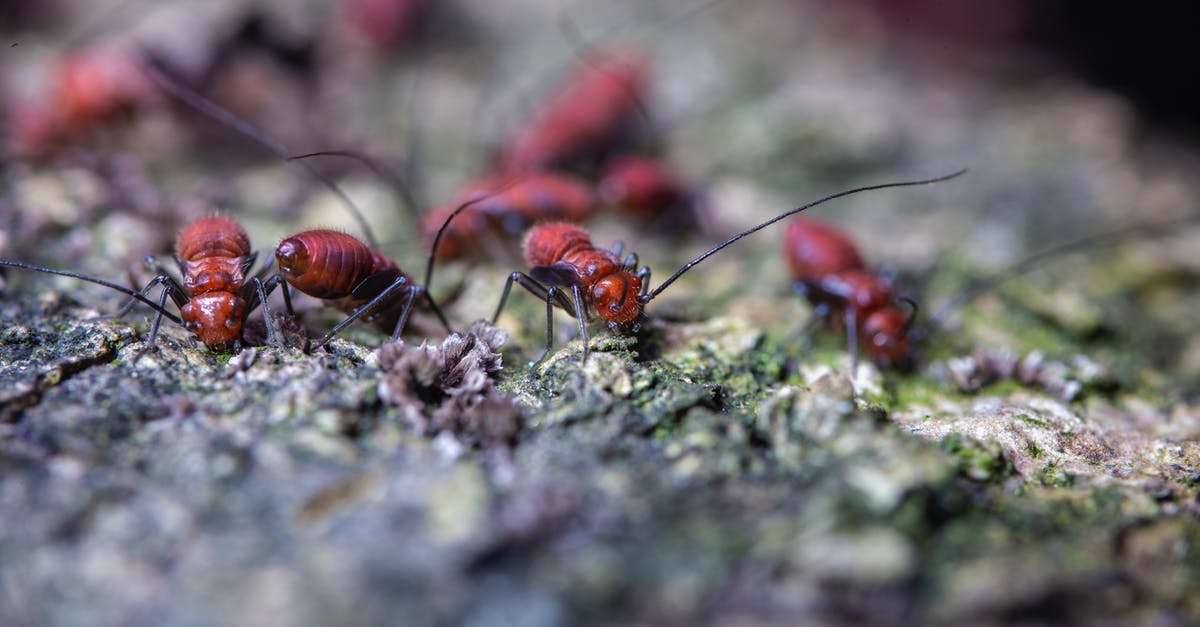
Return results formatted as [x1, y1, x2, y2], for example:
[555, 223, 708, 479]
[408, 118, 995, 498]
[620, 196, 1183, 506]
[181, 292, 247, 348]
[591, 271, 644, 328]
[275, 236, 311, 278]
[862, 307, 912, 368]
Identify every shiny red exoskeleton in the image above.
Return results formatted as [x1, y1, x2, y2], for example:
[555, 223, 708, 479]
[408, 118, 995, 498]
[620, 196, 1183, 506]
[422, 172, 596, 261]
[176, 215, 257, 347]
[0, 215, 278, 355]
[522, 223, 645, 328]
[492, 222, 648, 360]
[274, 229, 450, 349]
[499, 51, 648, 174]
[784, 218, 915, 368]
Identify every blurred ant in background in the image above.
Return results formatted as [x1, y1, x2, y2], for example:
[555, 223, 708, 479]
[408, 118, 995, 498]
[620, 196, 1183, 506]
[784, 218, 918, 370]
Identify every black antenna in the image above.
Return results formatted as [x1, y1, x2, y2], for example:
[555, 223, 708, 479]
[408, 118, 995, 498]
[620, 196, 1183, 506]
[915, 216, 1200, 339]
[140, 56, 381, 249]
[898, 296, 920, 335]
[645, 169, 968, 301]
[0, 260, 182, 323]
[423, 177, 527, 290]
[287, 150, 422, 223]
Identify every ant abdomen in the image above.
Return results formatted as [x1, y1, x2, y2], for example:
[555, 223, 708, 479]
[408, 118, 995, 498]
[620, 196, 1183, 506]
[783, 219, 865, 282]
[522, 222, 595, 270]
[275, 230, 394, 299]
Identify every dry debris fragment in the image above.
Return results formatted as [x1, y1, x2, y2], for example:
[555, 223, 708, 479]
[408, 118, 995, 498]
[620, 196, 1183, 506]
[929, 347, 1117, 401]
[377, 321, 524, 448]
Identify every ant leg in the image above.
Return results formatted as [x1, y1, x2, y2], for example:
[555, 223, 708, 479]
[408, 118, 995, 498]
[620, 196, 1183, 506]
[389, 287, 422, 341]
[492, 272, 583, 361]
[540, 286, 558, 361]
[622, 252, 639, 272]
[791, 282, 836, 335]
[106, 275, 169, 321]
[142, 257, 189, 307]
[897, 296, 920, 334]
[251, 276, 282, 348]
[492, 272, 554, 324]
[611, 241, 626, 259]
[239, 272, 286, 347]
[279, 282, 295, 317]
[144, 285, 173, 348]
[493, 273, 521, 324]
[132, 283, 176, 364]
[312, 276, 410, 351]
[420, 289, 454, 335]
[143, 255, 174, 277]
[551, 287, 578, 317]
[796, 302, 831, 337]
[107, 272, 187, 321]
[844, 307, 860, 373]
[572, 284, 590, 362]
[636, 266, 651, 296]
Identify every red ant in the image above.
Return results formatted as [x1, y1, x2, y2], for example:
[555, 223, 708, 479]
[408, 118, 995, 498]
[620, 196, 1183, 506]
[781, 215, 1200, 372]
[144, 57, 472, 351]
[421, 172, 596, 261]
[457, 170, 967, 362]
[498, 50, 650, 175]
[595, 154, 707, 233]
[0, 215, 282, 355]
[597, 155, 687, 217]
[8, 45, 158, 158]
[272, 228, 452, 351]
[0, 218, 463, 357]
[783, 218, 917, 370]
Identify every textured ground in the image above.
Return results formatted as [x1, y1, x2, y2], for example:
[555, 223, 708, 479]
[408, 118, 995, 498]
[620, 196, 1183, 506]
[1, 1, 1199, 626]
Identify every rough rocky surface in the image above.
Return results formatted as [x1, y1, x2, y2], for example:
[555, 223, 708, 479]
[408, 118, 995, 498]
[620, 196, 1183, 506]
[2, 1, 1199, 626]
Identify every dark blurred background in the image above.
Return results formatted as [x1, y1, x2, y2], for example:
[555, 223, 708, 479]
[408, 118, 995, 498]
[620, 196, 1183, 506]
[835, 0, 1200, 133]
